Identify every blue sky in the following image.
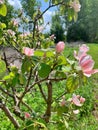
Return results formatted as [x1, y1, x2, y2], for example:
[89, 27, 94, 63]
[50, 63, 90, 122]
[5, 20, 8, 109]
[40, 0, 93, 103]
[8, 0, 56, 32]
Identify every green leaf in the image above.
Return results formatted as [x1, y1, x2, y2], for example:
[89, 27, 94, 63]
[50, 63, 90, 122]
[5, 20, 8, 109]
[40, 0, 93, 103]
[66, 75, 79, 93]
[0, 4, 7, 16]
[68, 8, 74, 21]
[38, 63, 51, 78]
[19, 74, 26, 85]
[34, 50, 44, 57]
[34, 49, 54, 57]
[63, 118, 69, 129]
[0, 60, 6, 79]
[21, 58, 32, 73]
[0, 22, 6, 29]
[74, 12, 78, 22]
[58, 56, 67, 65]
[55, 71, 66, 78]
[62, 65, 71, 72]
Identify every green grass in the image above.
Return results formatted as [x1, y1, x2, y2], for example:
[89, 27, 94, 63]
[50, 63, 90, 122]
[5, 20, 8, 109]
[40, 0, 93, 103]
[87, 44, 98, 68]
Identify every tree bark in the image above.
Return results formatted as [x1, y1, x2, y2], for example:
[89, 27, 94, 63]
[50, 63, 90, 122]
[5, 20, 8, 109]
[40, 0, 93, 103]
[43, 82, 52, 123]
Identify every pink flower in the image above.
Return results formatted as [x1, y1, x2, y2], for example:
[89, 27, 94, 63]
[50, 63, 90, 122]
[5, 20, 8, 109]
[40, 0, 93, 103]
[70, 0, 81, 12]
[50, 34, 55, 40]
[74, 44, 98, 77]
[79, 55, 98, 77]
[11, 19, 18, 27]
[25, 112, 30, 118]
[72, 94, 82, 106]
[23, 47, 34, 56]
[74, 44, 89, 61]
[72, 94, 85, 107]
[7, 29, 15, 36]
[56, 41, 65, 53]
[73, 109, 79, 114]
[80, 97, 85, 103]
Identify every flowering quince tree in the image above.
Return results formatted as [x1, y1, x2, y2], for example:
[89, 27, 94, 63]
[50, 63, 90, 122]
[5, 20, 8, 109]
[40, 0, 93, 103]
[0, 0, 98, 129]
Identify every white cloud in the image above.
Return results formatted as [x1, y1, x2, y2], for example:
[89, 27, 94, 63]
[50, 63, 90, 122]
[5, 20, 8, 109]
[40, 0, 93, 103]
[8, 0, 22, 9]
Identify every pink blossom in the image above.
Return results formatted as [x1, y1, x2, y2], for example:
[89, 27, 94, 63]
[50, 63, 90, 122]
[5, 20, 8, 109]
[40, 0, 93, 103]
[70, 0, 81, 12]
[80, 97, 85, 103]
[50, 34, 55, 40]
[74, 44, 98, 77]
[72, 94, 82, 106]
[11, 19, 18, 27]
[56, 41, 65, 53]
[25, 112, 30, 118]
[73, 109, 79, 114]
[74, 44, 89, 61]
[72, 94, 85, 107]
[23, 47, 34, 56]
[7, 29, 15, 36]
[79, 55, 98, 77]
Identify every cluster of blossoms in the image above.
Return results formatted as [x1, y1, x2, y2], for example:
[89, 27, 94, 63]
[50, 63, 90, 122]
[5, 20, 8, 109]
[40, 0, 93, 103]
[70, 0, 81, 12]
[72, 94, 85, 114]
[60, 94, 85, 114]
[74, 44, 98, 77]
[72, 94, 85, 106]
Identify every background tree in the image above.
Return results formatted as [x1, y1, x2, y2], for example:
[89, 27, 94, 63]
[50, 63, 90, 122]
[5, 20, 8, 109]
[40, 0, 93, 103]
[20, 0, 40, 19]
[67, 0, 98, 43]
[50, 13, 65, 43]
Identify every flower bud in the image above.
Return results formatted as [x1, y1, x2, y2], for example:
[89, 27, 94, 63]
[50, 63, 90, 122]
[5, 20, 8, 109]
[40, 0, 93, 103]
[80, 97, 85, 103]
[25, 112, 30, 118]
[56, 41, 65, 53]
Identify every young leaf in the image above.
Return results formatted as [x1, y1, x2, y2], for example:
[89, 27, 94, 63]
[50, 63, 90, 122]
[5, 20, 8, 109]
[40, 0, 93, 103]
[0, 60, 6, 79]
[0, 4, 7, 16]
[21, 58, 32, 73]
[66, 75, 79, 93]
[38, 63, 51, 78]
[0, 22, 6, 29]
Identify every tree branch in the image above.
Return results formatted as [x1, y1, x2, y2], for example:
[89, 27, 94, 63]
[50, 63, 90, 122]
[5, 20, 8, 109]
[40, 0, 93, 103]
[43, 82, 52, 123]
[38, 84, 47, 103]
[0, 86, 14, 98]
[0, 101, 20, 129]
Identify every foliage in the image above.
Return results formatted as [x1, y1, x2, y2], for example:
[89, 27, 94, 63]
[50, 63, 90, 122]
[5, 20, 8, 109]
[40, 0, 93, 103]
[0, 0, 98, 129]
[67, 23, 89, 42]
[0, 0, 16, 27]
[50, 13, 65, 43]
[67, 0, 98, 42]
[21, 0, 41, 19]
